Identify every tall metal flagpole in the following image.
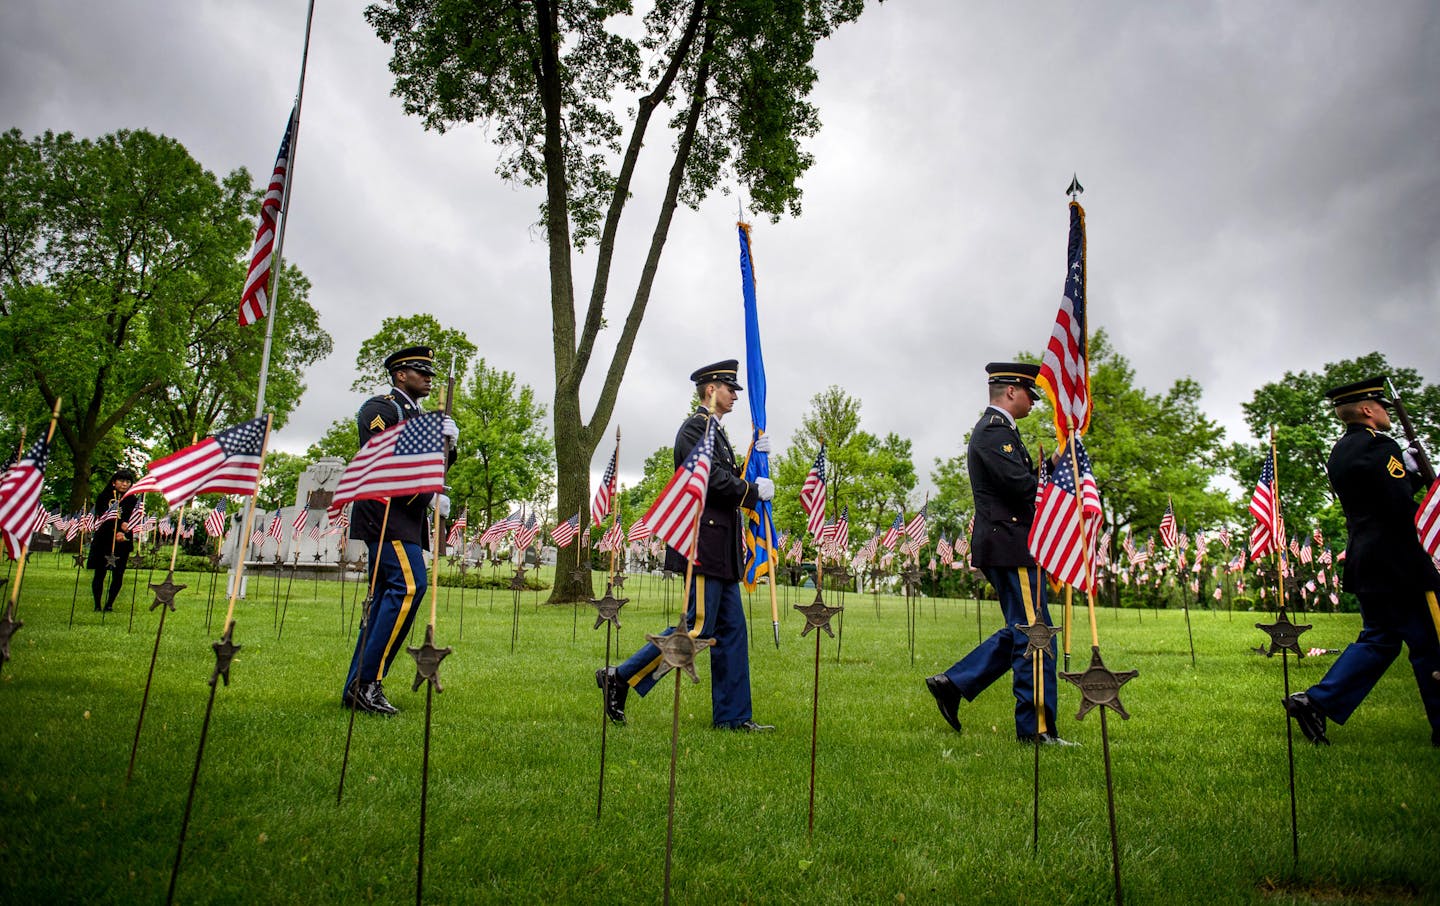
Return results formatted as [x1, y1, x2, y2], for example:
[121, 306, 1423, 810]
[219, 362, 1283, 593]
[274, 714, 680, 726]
[254, 0, 317, 418]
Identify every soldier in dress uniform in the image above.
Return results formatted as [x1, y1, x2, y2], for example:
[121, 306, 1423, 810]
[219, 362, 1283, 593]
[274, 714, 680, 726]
[925, 363, 1069, 744]
[342, 345, 459, 715]
[597, 360, 777, 731]
[1283, 376, 1440, 746]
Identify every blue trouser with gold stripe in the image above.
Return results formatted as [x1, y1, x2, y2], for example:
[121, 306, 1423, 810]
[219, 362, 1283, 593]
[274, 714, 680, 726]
[344, 540, 427, 693]
[614, 574, 752, 728]
[1304, 592, 1440, 733]
[942, 566, 1057, 737]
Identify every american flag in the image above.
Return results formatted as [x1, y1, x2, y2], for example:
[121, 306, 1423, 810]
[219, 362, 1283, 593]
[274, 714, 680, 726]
[1299, 542, 1313, 565]
[1312, 526, 1324, 547]
[159, 516, 175, 537]
[331, 507, 351, 537]
[591, 442, 618, 526]
[880, 513, 904, 550]
[600, 519, 624, 553]
[900, 532, 924, 559]
[291, 506, 309, 540]
[328, 412, 446, 517]
[858, 534, 879, 563]
[1217, 527, 1232, 548]
[800, 445, 827, 538]
[1247, 448, 1279, 562]
[550, 514, 580, 549]
[1028, 435, 1103, 591]
[478, 508, 523, 545]
[832, 506, 850, 551]
[307, 520, 321, 542]
[28, 505, 50, 537]
[937, 534, 954, 565]
[125, 504, 146, 533]
[66, 516, 83, 541]
[1158, 501, 1178, 549]
[446, 508, 468, 547]
[1416, 478, 1440, 559]
[0, 437, 49, 559]
[96, 499, 120, 526]
[203, 501, 228, 538]
[641, 420, 715, 556]
[239, 107, 296, 327]
[514, 514, 539, 553]
[905, 504, 927, 545]
[131, 417, 268, 506]
[788, 536, 802, 562]
[266, 512, 284, 544]
[1227, 552, 1244, 573]
[1035, 200, 1090, 443]
[1097, 528, 1113, 566]
[627, 516, 651, 542]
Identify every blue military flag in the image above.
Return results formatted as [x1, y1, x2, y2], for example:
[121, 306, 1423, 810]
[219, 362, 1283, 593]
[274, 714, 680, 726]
[738, 222, 776, 591]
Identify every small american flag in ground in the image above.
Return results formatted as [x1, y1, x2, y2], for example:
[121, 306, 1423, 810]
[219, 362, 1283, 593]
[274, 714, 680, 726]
[1159, 501, 1178, 549]
[550, 514, 580, 549]
[239, 107, 296, 327]
[628, 517, 651, 542]
[600, 519, 624, 553]
[446, 508, 468, 547]
[833, 506, 850, 551]
[266, 513, 284, 543]
[514, 514, 539, 553]
[125, 506, 146, 533]
[132, 417, 268, 506]
[96, 499, 119, 526]
[1416, 478, 1440, 559]
[1248, 448, 1279, 562]
[642, 420, 714, 556]
[328, 412, 446, 517]
[292, 507, 309, 539]
[478, 508, 523, 545]
[880, 513, 904, 550]
[905, 504, 927, 544]
[0, 436, 50, 559]
[592, 443, 618, 526]
[937, 534, 954, 565]
[801, 445, 827, 538]
[1028, 435, 1103, 591]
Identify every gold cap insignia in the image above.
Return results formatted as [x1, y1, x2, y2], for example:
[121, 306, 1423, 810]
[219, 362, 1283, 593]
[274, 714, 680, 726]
[1002, 443, 1014, 453]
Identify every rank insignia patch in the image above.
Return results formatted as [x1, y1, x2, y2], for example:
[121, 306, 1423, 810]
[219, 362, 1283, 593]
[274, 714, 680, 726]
[1387, 455, 1405, 478]
[369, 414, 386, 431]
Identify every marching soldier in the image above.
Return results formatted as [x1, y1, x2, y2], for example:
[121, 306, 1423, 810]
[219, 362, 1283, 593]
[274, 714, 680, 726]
[925, 363, 1068, 744]
[1284, 377, 1440, 746]
[342, 346, 458, 715]
[597, 360, 776, 731]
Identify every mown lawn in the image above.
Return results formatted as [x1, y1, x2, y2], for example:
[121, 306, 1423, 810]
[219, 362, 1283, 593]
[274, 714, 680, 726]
[0, 555, 1435, 904]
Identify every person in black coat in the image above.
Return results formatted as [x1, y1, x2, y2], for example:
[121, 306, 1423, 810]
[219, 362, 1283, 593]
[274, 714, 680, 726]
[599, 360, 776, 731]
[1284, 377, 1440, 746]
[87, 468, 139, 612]
[341, 345, 459, 715]
[925, 363, 1069, 744]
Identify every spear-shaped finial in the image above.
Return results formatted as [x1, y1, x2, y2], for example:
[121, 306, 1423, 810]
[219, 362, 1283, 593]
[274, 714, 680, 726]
[1066, 174, 1084, 198]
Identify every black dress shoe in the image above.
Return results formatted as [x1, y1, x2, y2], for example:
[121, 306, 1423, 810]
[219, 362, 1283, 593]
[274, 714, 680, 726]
[1283, 693, 1329, 745]
[925, 674, 963, 733]
[596, 667, 628, 723]
[365, 682, 399, 715]
[1017, 732, 1077, 747]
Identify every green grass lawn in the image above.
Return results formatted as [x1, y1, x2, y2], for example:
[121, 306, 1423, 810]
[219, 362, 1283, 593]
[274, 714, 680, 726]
[1, 555, 1436, 904]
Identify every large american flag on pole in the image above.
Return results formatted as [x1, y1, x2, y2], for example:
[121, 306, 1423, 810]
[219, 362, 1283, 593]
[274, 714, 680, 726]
[328, 412, 446, 517]
[1028, 435, 1103, 591]
[591, 441, 618, 527]
[0, 436, 50, 559]
[1036, 200, 1090, 445]
[1248, 447, 1280, 562]
[642, 419, 715, 556]
[1415, 478, 1440, 559]
[130, 417, 268, 506]
[239, 107, 296, 326]
[800, 445, 827, 538]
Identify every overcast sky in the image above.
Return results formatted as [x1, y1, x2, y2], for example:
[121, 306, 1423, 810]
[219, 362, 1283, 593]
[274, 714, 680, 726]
[3, 1, 1436, 497]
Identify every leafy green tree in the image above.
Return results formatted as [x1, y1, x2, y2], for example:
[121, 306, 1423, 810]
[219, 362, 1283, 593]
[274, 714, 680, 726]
[447, 358, 554, 528]
[366, 0, 875, 601]
[350, 313, 477, 392]
[258, 451, 308, 512]
[620, 445, 678, 519]
[0, 128, 328, 512]
[306, 417, 361, 463]
[1228, 352, 1437, 550]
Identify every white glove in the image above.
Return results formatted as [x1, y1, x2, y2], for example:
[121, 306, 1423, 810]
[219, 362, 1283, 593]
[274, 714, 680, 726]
[753, 434, 772, 454]
[435, 494, 452, 518]
[1403, 446, 1420, 473]
[441, 415, 459, 443]
[755, 477, 775, 501]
